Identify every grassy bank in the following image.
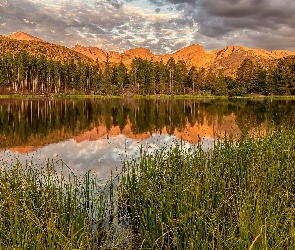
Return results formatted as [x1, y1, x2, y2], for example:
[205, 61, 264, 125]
[118, 129, 295, 249]
[2, 129, 295, 249]
[0, 93, 228, 99]
[0, 159, 121, 249]
[2, 93, 295, 100]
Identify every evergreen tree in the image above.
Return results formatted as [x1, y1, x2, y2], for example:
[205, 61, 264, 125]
[117, 61, 128, 94]
[166, 57, 176, 94]
[236, 59, 266, 94]
[271, 56, 295, 95]
[187, 66, 198, 94]
[155, 60, 168, 94]
[174, 60, 187, 94]
[103, 55, 113, 94]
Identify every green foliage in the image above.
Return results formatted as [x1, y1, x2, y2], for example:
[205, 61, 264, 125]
[236, 59, 267, 94]
[228, 86, 247, 97]
[0, 51, 100, 94]
[269, 56, 295, 95]
[1, 47, 295, 96]
[3, 98, 295, 247]
[119, 128, 295, 249]
[130, 57, 156, 95]
[0, 159, 118, 249]
[155, 60, 168, 94]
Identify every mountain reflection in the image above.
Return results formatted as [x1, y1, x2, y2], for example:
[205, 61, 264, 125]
[1, 98, 295, 178]
[1, 98, 295, 151]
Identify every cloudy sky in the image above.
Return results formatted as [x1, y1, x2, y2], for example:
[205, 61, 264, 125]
[0, 0, 295, 54]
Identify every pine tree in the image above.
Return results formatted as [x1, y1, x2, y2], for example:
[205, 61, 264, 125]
[103, 54, 113, 94]
[188, 66, 198, 94]
[117, 61, 128, 94]
[271, 56, 295, 95]
[236, 59, 266, 94]
[166, 57, 176, 94]
[155, 60, 168, 94]
[174, 60, 187, 94]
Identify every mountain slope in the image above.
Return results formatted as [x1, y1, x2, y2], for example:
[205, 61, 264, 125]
[71, 44, 215, 67]
[2, 31, 295, 74]
[7, 31, 43, 42]
[1, 33, 93, 64]
[211, 46, 273, 75]
[161, 44, 215, 68]
[72, 43, 295, 75]
[72, 44, 121, 62]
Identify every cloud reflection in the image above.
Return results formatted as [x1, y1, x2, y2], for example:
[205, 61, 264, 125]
[1, 134, 214, 180]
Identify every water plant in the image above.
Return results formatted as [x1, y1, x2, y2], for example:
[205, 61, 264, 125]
[2, 128, 295, 249]
[0, 158, 118, 249]
[118, 129, 295, 249]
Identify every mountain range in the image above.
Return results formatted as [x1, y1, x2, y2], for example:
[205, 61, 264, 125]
[2, 31, 295, 75]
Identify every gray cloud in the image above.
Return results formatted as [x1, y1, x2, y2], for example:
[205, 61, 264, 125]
[145, 0, 295, 51]
[148, 0, 165, 7]
[3, 134, 189, 180]
[196, 0, 295, 30]
[147, 0, 196, 10]
[169, 0, 295, 51]
[0, 0, 134, 48]
[156, 0, 196, 5]
[1, 0, 295, 53]
[96, 0, 123, 9]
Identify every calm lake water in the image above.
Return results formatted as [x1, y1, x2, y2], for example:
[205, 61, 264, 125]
[1, 98, 295, 179]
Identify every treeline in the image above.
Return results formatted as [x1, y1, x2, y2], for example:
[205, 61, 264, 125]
[1, 50, 295, 96]
[0, 51, 100, 94]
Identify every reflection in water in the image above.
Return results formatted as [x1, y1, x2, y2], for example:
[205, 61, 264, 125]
[0, 98, 295, 178]
[0, 134, 214, 180]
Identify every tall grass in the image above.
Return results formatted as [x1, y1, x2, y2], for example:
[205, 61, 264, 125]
[0, 159, 120, 249]
[3, 128, 295, 249]
[118, 129, 295, 249]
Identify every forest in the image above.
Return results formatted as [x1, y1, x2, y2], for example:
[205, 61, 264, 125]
[0, 50, 295, 96]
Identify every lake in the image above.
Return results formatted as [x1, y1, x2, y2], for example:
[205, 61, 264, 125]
[1, 97, 295, 179]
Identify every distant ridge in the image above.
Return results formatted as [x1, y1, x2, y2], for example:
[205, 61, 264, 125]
[2, 31, 295, 75]
[1, 33, 93, 64]
[72, 44, 121, 62]
[72, 44, 215, 68]
[7, 31, 43, 42]
[72, 43, 295, 75]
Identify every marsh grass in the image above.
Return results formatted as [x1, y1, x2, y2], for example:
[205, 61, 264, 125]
[118, 129, 295, 249]
[3, 128, 295, 249]
[0, 158, 123, 249]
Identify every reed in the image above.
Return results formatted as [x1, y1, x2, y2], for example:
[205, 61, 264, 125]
[2, 128, 295, 249]
[0, 159, 119, 249]
[118, 129, 295, 249]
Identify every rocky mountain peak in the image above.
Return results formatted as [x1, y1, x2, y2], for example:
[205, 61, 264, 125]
[7, 31, 43, 42]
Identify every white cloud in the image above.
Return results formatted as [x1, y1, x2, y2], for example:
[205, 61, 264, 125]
[1, 0, 295, 53]
[0, 134, 198, 180]
[0, 0, 198, 53]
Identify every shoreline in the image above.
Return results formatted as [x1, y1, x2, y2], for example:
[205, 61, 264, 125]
[2, 93, 295, 100]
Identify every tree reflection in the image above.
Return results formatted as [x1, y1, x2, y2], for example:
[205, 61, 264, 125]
[1, 98, 295, 149]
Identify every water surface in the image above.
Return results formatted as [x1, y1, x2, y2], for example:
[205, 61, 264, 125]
[1, 98, 294, 179]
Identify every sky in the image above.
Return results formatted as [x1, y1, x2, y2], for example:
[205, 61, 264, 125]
[0, 0, 295, 54]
